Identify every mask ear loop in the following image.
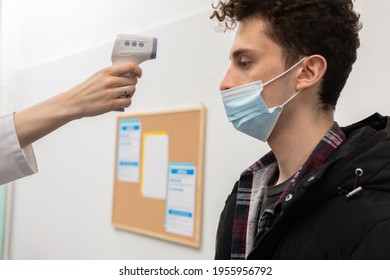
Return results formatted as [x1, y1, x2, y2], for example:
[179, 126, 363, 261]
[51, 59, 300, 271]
[280, 89, 302, 107]
[263, 57, 307, 87]
[262, 57, 307, 107]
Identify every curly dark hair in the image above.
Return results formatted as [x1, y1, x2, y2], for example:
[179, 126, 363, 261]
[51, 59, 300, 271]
[211, 0, 362, 110]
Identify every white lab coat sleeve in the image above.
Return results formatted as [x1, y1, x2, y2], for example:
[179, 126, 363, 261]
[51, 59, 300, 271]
[0, 113, 38, 185]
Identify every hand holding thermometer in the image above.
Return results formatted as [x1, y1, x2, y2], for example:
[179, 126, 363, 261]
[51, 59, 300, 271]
[111, 34, 158, 111]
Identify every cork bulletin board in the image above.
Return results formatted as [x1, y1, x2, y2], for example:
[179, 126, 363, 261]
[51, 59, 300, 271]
[112, 106, 206, 247]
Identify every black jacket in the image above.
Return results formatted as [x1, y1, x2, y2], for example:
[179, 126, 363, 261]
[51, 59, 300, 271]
[215, 113, 390, 259]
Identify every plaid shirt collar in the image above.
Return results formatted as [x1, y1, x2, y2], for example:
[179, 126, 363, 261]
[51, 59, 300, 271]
[231, 122, 346, 259]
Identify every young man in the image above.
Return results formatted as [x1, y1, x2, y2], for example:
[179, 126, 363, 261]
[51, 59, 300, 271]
[212, 0, 390, 259]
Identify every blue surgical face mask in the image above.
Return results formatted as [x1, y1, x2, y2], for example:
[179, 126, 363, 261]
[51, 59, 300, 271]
[221, 58, 305, 141]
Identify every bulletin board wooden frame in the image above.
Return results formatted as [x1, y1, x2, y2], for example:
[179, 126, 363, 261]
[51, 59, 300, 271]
[112, 106, 206, 248]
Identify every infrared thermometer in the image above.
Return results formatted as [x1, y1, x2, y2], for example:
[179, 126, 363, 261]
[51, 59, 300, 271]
[111, 34, 158, 111]
[111, 34, 158, 65]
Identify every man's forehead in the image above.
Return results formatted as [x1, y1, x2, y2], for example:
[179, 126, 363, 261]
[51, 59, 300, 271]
[229, 19, 270, 58]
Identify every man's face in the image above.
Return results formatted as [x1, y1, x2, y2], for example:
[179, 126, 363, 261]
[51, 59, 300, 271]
[220, 16, 297, 109]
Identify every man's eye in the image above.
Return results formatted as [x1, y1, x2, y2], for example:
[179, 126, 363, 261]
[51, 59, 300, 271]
[239, 60, 251, 68]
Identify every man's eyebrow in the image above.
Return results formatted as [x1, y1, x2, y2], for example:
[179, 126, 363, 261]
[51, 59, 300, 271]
[230, 48, 256, 59]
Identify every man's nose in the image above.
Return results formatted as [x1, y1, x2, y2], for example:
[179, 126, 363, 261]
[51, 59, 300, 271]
[219, 67, 236, 92]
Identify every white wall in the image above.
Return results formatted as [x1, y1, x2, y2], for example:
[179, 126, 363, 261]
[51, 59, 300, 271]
[336, 0, 390, 123]
[1, 0, 390, 260]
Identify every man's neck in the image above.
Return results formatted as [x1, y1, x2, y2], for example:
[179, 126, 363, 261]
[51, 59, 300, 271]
[268, 110, 334, 185]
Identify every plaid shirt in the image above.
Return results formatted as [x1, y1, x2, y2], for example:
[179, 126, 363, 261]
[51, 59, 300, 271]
[231, 122, 346, 259]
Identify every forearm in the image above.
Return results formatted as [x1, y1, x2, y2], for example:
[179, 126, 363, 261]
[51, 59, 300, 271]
[13, 62, 141, 149]
[14, 92, 75, 148]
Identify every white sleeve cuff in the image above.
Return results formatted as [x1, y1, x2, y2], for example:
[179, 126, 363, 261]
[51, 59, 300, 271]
[0, 113, 38, 185]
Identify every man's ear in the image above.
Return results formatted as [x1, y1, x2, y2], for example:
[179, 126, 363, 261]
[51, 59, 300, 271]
[296, 55, 327, 91]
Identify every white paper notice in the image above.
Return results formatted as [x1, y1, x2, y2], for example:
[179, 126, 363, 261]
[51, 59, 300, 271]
[165, 163, 196, 237]
[141, 132, 169, 200]
[117, 119, 142, 182]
